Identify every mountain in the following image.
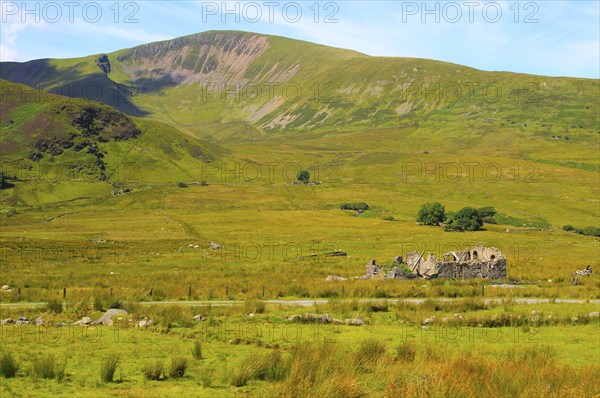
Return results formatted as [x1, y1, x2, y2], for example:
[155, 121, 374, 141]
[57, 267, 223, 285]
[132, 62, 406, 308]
[2, 31, 598, 142]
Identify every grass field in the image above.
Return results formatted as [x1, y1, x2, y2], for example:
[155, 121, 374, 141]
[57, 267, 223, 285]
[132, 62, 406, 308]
[1, 31, 599, 397]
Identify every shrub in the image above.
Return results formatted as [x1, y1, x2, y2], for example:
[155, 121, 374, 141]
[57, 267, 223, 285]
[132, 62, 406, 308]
[0, 352, 19, 378]
[482, 216, 497, 224]
[340, 202, 370, 211]
[142, 361, 164, 381]
[32, 355, 56, 379]
[382, 215, 396, 221]
[169, 357, 188, 378]
[583, 226, 600, 237]
[100, 353, 120, 383]
[191, 341, 203, 360]
[297, 170, 310, 183]
[477, 206, 497, 218]
[562, 224, 574, 231]
[417, 202, 445, 225]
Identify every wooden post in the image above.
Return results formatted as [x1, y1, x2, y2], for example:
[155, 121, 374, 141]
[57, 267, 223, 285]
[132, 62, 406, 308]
[110, 287, 113, 297]
[262, 286, 265, 298]
[149, 288, 153, 297]
[17, 287, 21, 300]
[225, 286, 229, 297]
[481, 284, 485, 297]
[188, 286, 192, 300]
[342, 285, 345, 297]
[63, 288, 66, 299]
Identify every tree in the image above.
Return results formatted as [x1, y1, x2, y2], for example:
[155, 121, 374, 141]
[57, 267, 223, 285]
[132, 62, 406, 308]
[417, 202, 445, 225]
[297, 170, 310, 184]
[452, 207, 483, 231]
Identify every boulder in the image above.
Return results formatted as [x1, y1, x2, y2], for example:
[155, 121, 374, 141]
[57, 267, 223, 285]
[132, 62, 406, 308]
[344, 315, 365, 326]
[588, 312, 599, 319]
[35, 317, 45, 326]
[193, 315, 206, 322]
[421, 316, 436, 326]
[287, 315, 302, 322]
[1, 285, 10, 291]
[1, 318, 15, 325]
[79, 316, 93, 325]
[304, 313, 332, 323]
[98, 309, 128, 326]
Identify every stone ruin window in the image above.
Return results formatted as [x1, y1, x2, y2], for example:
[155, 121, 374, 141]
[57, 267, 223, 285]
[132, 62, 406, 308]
[472, 251, 478, 260]
[490, 255, 496, 260]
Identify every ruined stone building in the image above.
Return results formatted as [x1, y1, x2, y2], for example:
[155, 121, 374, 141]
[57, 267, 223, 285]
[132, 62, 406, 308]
[365, 243, 506, 280]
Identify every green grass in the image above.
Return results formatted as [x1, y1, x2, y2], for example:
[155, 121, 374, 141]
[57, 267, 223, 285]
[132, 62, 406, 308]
[0, 30, 598, 397]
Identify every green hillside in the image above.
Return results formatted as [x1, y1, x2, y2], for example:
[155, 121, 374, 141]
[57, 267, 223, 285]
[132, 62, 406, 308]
[2, 31, 598, 142]
[0, 80, 225, 203]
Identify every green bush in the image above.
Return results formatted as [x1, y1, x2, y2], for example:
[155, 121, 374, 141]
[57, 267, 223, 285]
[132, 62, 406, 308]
[477, 206, 497, 218]
[582, 226, 600, 237]
[191, 341, 203, 360]
[417, 202, 445, 225]
[482, 216, 497, 224]
[169, 357, 188, 378]
[297, 170, 310, 183]
[562, 225, 574, 231]
[142, 361, 164, 381]
[340, 202, 370, 211]
[100, 353, 120, 383]
[0, 352, 19, 378]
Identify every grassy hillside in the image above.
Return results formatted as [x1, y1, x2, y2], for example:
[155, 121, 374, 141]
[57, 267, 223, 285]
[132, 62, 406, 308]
[0, 80, 225, 204]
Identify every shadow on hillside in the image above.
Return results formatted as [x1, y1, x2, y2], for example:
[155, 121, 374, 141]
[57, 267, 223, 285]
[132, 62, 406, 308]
[0, 59, 150, 117]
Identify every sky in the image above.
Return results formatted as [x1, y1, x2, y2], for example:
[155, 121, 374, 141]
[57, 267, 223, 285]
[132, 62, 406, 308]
[1, 0, 599, 79]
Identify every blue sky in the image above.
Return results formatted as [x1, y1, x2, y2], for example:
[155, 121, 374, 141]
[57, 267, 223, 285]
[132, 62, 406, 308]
[1, 1, 598, 78]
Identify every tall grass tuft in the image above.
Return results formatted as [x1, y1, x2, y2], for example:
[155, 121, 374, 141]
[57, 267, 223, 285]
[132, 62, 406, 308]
[142, 361, 164, 381]
[0, 352, 19, 378]
[395, 342, 416, 362]
[169, 357, 188, 378]
[100, 353, 120, 383]
[353, 338, 387, 369]
[191, 341, 203, 360]
[229, 350, 287, 386]
[32, 355, 56, 379]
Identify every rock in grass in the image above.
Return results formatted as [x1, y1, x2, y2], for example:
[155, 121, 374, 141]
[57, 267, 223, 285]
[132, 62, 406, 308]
[344, 315, 365, 326]
[1, 318, 15, 325]
[588, 312, 599, 319]
[193, 315, 206, 322]
[325, 275, 347, 281]
[304, 313, 332, 323]
[287, 315, 302, 322]
[98, 309, 128, 326]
